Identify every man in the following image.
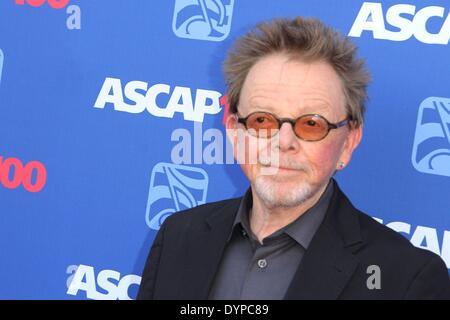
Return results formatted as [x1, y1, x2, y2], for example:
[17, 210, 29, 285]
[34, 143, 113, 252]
[137, 17, 450, 300]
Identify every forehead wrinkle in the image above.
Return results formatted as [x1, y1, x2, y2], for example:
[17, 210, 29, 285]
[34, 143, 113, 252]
[247, 86, 334, 108]
[246, 96, 334, 119]
[241, 56, 346, 118]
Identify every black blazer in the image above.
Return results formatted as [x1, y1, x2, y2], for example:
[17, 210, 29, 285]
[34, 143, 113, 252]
[137, 180, 450, 300]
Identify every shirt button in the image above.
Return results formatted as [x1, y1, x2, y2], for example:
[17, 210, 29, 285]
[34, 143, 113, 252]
[242, 229, 247, 237]
[257, 259, 267, 269]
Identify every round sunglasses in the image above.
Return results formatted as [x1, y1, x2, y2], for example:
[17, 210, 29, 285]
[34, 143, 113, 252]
[235, 111, 350, 141]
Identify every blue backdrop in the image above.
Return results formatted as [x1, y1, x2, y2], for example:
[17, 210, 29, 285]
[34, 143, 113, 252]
[1, 0, 449, 299]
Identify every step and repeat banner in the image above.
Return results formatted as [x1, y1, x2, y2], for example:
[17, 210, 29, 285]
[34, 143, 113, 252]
[0, 0, 449, 299]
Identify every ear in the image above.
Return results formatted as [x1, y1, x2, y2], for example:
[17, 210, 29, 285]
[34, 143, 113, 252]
[337, 124, 363, 170]
[225, 113, 249, 164]
[225, 113, 238, 142]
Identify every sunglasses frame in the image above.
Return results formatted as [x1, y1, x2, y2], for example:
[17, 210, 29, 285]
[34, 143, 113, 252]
[235, 111, 350, 141]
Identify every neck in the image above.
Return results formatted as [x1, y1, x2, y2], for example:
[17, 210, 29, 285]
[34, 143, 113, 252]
[249, 182, 329, 243]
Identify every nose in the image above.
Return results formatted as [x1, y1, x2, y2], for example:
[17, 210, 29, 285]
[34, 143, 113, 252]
[277, 122, 299, 152]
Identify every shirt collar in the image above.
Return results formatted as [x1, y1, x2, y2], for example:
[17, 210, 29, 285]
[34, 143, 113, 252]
[229, 179, 334, 249]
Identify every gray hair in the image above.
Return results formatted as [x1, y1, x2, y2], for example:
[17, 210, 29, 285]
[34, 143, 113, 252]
[224, 17, 371, 127]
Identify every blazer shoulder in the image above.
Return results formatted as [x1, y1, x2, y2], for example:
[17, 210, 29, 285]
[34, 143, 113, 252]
[356, 210, 450, 298]
[356, 209, 446, 269]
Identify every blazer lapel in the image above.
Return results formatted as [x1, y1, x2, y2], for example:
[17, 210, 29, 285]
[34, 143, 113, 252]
[283, 223, 360, 299]
[177, 199, 241, 299]
[284, 181, 364, 300]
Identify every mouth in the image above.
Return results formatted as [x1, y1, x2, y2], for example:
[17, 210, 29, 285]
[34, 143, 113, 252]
[258, 158, 308, 174]
[276, 166, 298, 171]
[279, 168, 306, 177]
[260, 164, 302, 174]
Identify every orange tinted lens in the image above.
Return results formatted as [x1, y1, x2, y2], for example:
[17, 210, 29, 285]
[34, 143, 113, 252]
[295, 115, 328, 141]
[246, 112, 279, 138]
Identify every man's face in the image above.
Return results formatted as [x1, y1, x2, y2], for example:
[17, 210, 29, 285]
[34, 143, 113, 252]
[227, 53, 362, 208]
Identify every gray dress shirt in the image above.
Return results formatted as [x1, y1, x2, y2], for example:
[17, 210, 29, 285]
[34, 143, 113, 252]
[208, 179, 334, 300]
